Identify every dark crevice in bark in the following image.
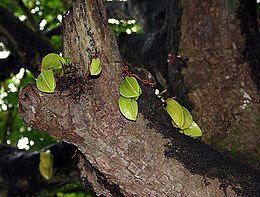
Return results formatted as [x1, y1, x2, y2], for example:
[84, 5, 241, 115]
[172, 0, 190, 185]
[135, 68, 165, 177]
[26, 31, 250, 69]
[116, 2, 260, 194]
[82, 177, 97, 197]
[79, 155, 125, 197]
[166, 0, 190, 107]
[117, 0, 184, 97]
[166, 0, 182, 53]
[79, 159, 99, 197]
[136, 74, 260, 197]
[117, 30, 169, 94]
[96, 171, 125, 197]
[238, 0, 260, 92]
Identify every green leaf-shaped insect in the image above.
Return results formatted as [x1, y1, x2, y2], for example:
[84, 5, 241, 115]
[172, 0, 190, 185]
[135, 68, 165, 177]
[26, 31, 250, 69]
[39, 150, 54, 180]
[36, 69, 56, 93]
[120, 76, 142, 99]
[180, 121, 203, 138]
[165, 99, 193, 129]
[42, 53, 66, 75]
[89, 57, 102, 75]
[118, 96, 138, 121]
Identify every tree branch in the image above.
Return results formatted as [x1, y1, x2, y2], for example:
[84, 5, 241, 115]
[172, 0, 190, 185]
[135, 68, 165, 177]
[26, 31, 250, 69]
[117, 31, 170, 94]
[0, 143, 81, 196]
[0, 5, 56, 76]
[0, 54, 21, 80]
[45, 25, 62, 38]
[18, 0, 260, 196]
[105, 1, 131, 21]
[105, 0, 166, 33]
[14, 0, 39, 32]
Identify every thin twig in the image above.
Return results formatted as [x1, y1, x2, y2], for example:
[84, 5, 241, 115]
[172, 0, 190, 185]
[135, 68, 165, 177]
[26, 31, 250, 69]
[15, 0, 39, 31]
[122, 66, 156, 86]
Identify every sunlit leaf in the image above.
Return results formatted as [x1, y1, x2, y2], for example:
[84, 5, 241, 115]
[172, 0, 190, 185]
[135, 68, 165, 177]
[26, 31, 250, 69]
[39, 150, 54, 180]
[36, 69, 56, 93]
[180, 121, 203, 138]
[119, 76, 142, 99]
[165, 99, 193, 129]
[181, 105, 193, 129]
[42, 53, 65, 74]
[118, 96, 138, 121]
[171, 120, 179, 128]
[89, 57, 102, 75]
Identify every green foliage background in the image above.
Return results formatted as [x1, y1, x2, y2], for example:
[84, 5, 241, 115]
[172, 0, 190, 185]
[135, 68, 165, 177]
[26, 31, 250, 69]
[0, 0, 259, 195]
[0, 0, 142, 151]
[0, 0, 142, 196]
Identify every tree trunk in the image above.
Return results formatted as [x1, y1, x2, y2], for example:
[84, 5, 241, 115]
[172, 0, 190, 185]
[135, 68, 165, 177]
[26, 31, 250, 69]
[18, 0, 259, 196]
[170, 0, 260, 167]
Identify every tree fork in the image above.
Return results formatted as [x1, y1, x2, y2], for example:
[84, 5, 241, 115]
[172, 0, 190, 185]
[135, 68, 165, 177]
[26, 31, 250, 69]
[18, 0, 259, 196]
[176, 0, 260, 169]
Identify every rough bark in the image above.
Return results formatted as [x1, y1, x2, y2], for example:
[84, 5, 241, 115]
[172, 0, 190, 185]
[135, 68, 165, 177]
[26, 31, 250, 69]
[119, 0, 260, 170]
[0, 0, 165, 81]
[18, 0, 259, 196]
[238, 0, 260, 91]
[0, 143, 80, 197]
[174, 0, 260, 168]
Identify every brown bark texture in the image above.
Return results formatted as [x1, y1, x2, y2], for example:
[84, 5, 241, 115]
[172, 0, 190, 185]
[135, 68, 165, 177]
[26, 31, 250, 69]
[18, 0, 259, 196]
[177, 0, 260, 166]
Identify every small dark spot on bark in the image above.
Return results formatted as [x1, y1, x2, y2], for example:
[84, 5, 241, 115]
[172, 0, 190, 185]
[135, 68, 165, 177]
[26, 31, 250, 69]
[219, 181, 228, 195]
[81, 158, 126, 197]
